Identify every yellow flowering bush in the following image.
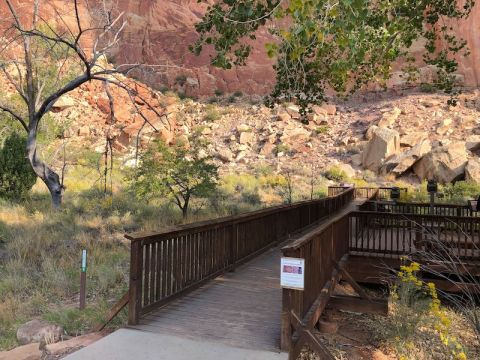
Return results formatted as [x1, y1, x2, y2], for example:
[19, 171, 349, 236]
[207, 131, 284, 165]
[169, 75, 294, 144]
[387, 260, 467, 360]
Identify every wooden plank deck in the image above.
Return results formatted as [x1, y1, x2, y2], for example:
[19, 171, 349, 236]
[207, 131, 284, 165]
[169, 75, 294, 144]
[130, 246, 283, 352]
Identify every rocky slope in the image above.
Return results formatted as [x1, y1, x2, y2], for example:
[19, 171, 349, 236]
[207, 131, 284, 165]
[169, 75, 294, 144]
[19, 70, 480, 186]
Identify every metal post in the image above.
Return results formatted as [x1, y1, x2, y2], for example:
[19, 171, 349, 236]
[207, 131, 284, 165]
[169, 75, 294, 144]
[79, 249, 87, 310]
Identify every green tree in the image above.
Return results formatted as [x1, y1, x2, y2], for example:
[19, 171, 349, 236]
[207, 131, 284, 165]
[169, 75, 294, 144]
[0, 133, 37, 199]
[130, 138, 219, 219]
[192, 0, 474, 114]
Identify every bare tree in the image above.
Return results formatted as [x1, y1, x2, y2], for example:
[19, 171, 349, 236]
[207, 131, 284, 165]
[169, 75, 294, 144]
[0, 0, 166, 207]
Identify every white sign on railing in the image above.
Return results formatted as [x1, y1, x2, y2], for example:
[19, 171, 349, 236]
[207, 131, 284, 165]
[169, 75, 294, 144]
[280, 257, 305, 290]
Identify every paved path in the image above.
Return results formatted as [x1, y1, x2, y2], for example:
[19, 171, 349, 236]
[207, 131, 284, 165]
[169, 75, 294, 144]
[65, 329, 287, 360]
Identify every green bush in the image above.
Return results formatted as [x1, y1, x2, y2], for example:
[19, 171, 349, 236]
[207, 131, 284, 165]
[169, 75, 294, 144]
[324, 166, 348, 182]
[0, 133, 37, 200]
[204, 104, 221, 122]
[214, 89, 224, 97]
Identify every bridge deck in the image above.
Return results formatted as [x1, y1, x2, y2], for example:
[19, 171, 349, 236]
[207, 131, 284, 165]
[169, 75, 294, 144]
[130, 246, 283, 352]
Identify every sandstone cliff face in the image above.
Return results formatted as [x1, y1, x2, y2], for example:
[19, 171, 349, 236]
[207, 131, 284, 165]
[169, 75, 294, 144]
[112, 0, 480, 95]
[112, 0, 275, 95]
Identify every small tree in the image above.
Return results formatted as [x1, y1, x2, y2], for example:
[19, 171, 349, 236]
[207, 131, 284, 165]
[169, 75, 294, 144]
[0, 132, 37, 199]
[130, 138, 218, 219]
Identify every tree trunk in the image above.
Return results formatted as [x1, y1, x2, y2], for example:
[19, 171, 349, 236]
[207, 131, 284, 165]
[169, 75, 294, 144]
[26, 126, 63, 208]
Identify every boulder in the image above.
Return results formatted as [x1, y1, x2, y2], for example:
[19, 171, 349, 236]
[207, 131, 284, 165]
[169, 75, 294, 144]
[51, 95, 76, 110]
[413, 142, 468, 183]
[436, 118, 453, 135]
[381, 140, 431, 176]
[377, 107, 401, 128]
[215, 148, 233, 163]
[239, 131, 255, 144]
[465, 158, 480, 183]
[276, 112, 290, 122]
[362, 127, 400, 172]
[17, 320, 63, 345]
[312, 103, 336, 116]
[365, 125, 378, 140]
[285, 105, 300, 119]
[400, 132, 427, 147]
[280, 127, 311, 144]
[466, 135, 480, 151]
[236, 124, 251, 133]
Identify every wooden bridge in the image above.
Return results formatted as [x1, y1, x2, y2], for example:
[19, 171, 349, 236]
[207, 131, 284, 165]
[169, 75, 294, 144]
[123, 187, 480, 359]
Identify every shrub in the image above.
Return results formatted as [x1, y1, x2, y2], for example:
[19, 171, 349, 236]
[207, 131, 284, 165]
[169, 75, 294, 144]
[315, 125, 330, 134]
[233, 90, 243, 97]
[324, 166, 348, 182]
[214, 89, 224, 97]
[0, 133, 37, 200]
[175, 75, 187, 86]
[203, 104, 221, 122]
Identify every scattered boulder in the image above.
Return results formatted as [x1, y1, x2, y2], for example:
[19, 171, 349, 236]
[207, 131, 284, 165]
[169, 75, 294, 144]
[312, 103, 337, 116]
[466, 135, 480, 151]
[17, 320, 63, 346]
[215, 148, 234, 163]
[381, 140, 431, 176]
[276, 112, 290, 122]
[51, 95, 76, 111]
[77, 126, 90, 137]
[400, 132, 427, 147]
[377, 107, 401, 128]
[286, 105, 301, 119]
[236, 124, 251, 133]
[280, 127, 311, 144]
[0, 343, 41, 360]
[413, 142, 468, 183]
[365, 125, 378, 140]
[239, 131, 255, 144]
[362, 127, 400, 172]
[351, 154, 362, 167]
[436, 118, 453, 135]
[465, 158, 480, 183]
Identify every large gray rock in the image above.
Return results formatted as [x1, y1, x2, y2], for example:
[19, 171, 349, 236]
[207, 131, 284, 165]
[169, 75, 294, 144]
[17, 320, 63, 345]
[381, 140, 431, 176]
[362, 127, 400, 172]
[465, 158, 480, 183]
[413, 142, 468, 183]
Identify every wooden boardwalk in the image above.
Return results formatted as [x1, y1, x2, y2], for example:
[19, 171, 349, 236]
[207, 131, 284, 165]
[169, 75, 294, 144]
[131, 246, 283, 352]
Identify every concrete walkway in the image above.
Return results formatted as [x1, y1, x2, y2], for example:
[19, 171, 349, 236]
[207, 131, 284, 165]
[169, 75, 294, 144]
[65, 329, 287, 360]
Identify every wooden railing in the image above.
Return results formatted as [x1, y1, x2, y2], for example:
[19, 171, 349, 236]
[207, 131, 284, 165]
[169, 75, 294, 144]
[361, 201, 479, 217]
[281, 212, 351, 354]
[328, 186, 407, 200]
[349, 211, 480, 261]
[126, 188, 355, 325]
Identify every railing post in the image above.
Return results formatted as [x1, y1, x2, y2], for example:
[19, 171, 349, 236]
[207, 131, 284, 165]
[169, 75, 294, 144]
[128, 240, 143, 325]
[281, 288, 292, 351]
[229, 224, 238, 272]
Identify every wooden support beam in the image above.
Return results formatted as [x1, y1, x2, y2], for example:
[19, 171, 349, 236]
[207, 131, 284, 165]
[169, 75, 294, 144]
[334, 261, 372, 301]
[94, 291, 129, 332]
[327, 295, 388, 316]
